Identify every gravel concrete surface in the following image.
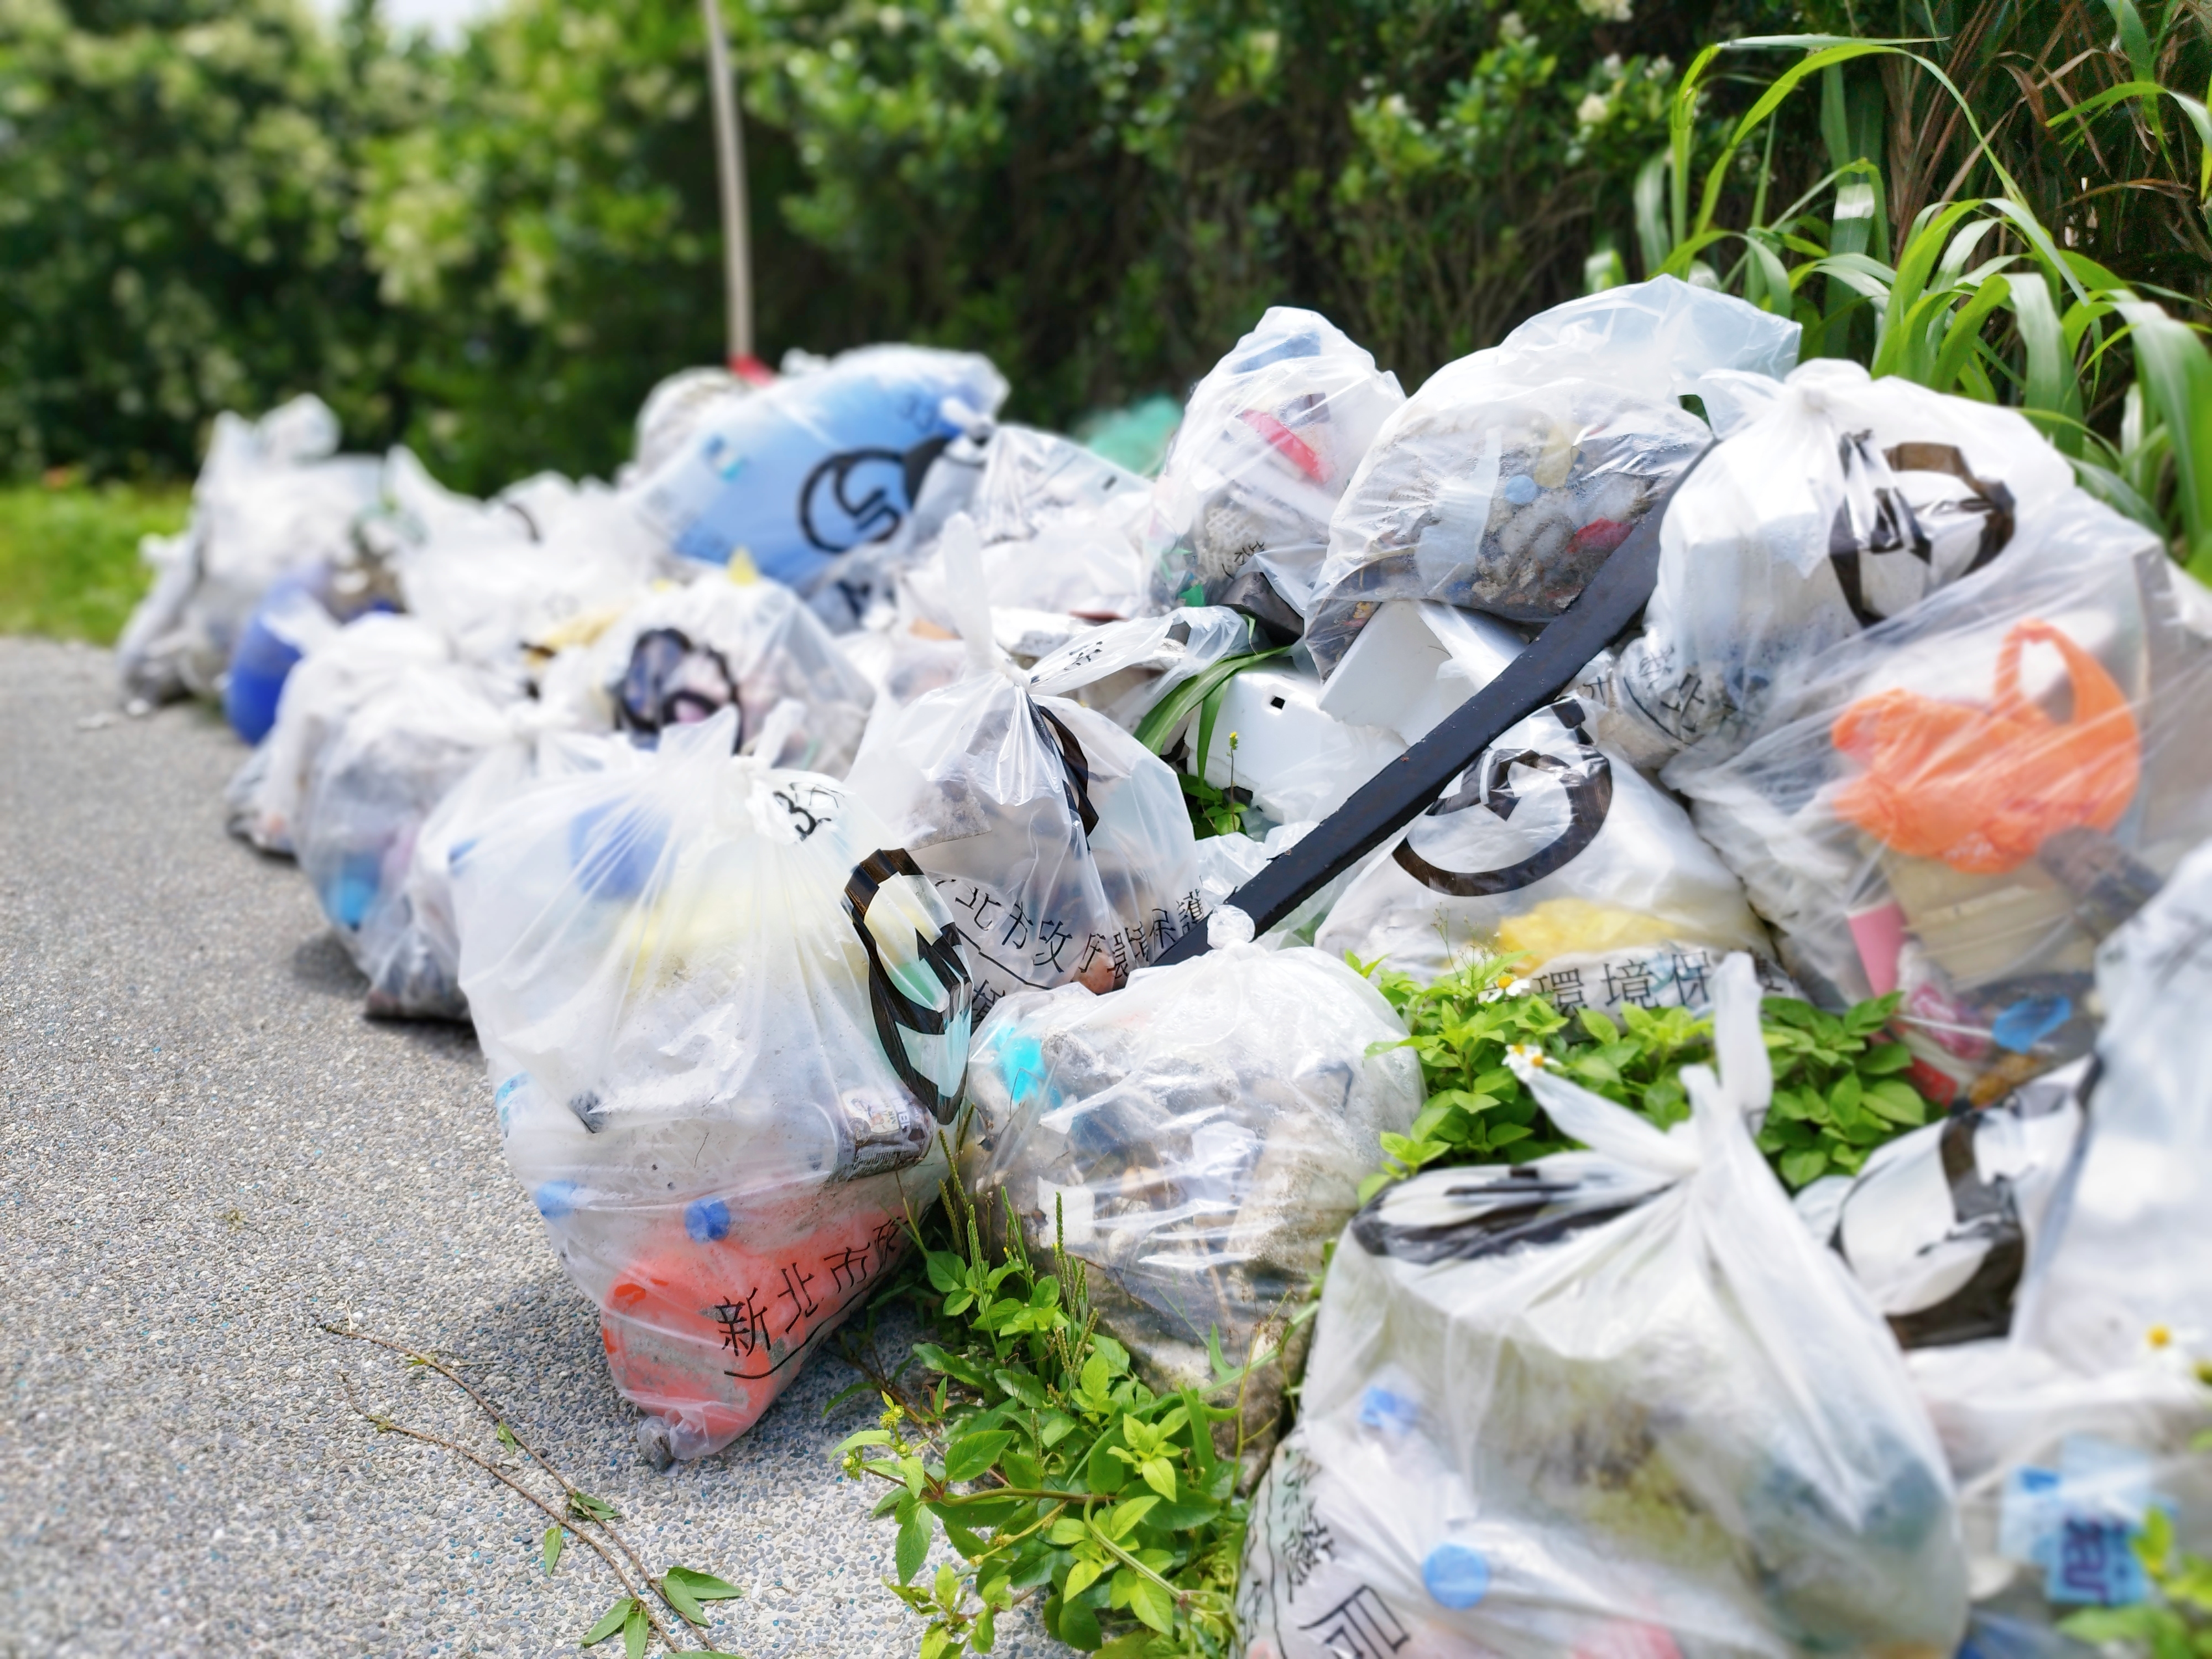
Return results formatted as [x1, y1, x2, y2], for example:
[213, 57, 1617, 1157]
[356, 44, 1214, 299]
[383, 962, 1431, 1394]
[0, 638, 1060, 1659]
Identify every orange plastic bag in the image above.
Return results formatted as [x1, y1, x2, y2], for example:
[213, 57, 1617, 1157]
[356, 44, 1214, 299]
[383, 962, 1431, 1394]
[1830, 619, 2141, 875]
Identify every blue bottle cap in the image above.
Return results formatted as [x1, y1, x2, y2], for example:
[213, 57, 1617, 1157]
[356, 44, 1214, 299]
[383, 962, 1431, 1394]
[685, 1197, 732, 1243]
[1423, 1542, 1490, 1609]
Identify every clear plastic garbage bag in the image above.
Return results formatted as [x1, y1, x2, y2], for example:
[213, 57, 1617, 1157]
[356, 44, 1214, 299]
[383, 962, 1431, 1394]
[117, 394, 383, 705]
[632, 343, 1009, 595]
[1239, 954, 1968, 1659]
[1794, 1058, 2084, 1352]
[1026, 606, 1260, 732]
[452, 710, 974, 1459]
[1668, 489, 2212, 1107]
[1604, 359, 2081, 768]
[1314, 694, 1772, 1008]
[296, 662, 539, 995]
[225, 613, 454, 855]
[361, 726, 643, 1020]
[582, 565, 877, 775]
[837, 620, 972, 716]
[1908, 1338, 2212, 1632]
[896, 424, 1154, 631]
[1795, 851, 2212, 1631]
[2013, 836, 2212, 1376]
[846, 518, 1203, 1016]
[389, 457, 680, 672]
[957, 942, 1423, 1454]
[1144, 309, 1406, 618]
[1304, 278, 1801, 676]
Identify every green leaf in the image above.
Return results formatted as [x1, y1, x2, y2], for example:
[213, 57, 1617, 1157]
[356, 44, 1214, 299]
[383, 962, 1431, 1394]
[661, 1573, 708, 1628]
[994, 1369, 1050, 1410]
[1056, 1594, 1103, 1649]
[1064, 1556, 1105, 1600]
[911, 1342, 987, 1387]
[1864, 1079, 1928, 1126]
[924, 1251, 964, 1293]
[1138, 1455, 1178, 1501]
[1097, 1633, 1157, 1659]
[568, 1489, 620, 1523]
[945, 1430, 1013, 1484]
[623, 1599, 648, 1659]
[1086, 1436, 1129, 1494]
[1127, 1574, 1176, 1635]
[583, 1597, 634, 1646]
[1131, 646, 1286, 754]
[1780, 1148, 1829, 1189]
[541, 1525, 564, 1577]
[1104, 1494, 1160, 1540]
[837, 1428, 895, 1453]
[496, 1422, 518, 1448]
[896, 1503, 934, 1584]
[665, 1566, 744, 1601]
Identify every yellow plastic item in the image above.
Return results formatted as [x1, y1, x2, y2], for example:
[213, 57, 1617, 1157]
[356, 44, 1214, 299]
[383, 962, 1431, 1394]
[1496, 898, 1687, 964]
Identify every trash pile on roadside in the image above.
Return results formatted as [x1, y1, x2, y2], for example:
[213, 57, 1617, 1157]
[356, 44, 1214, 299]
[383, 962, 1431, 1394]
[127, 279, 2212, 1654]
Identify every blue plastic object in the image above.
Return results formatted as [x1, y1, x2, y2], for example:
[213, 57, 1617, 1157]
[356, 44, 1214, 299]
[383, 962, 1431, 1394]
[318, 851, 383, 931]
[224, 576, 395, 743]
[567, 801, 670, 901]
[685, 1197, 732, 1242]
[640, 347, 1007, 592]
[1422, 1542, 1490, 1609]
[225, 571, 333, 742]
[534, 1181, 582, 1219]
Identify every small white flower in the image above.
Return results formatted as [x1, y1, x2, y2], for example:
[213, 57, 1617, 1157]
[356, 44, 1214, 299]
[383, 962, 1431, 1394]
[1578, 0, 1634, 19]
[1577, 91, 1613, 126]
[1650, 54, 1674, 79]
[1498, 10, 1528, 42]
[1479, 972, 1531, 1004]
[1602, 53, 1624, 76]
[1506, 1042, 1548, 1071]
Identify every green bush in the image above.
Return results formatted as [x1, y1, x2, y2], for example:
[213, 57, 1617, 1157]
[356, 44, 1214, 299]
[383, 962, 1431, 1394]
[0, 0, 428, 479]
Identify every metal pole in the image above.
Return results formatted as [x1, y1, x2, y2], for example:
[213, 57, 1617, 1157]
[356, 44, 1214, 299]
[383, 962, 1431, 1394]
[700, 0, 757, 373]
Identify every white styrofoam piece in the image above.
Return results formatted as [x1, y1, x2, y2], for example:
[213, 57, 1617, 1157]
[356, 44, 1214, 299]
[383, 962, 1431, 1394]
[1316, 599, 1527, 744]
[1202, 665, 1405, 824]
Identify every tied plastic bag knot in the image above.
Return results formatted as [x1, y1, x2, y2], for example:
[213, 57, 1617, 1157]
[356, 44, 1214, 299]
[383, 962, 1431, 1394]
[1206, 904, 1256, 949]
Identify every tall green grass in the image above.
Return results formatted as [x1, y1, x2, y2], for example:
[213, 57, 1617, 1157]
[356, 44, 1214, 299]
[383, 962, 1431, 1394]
[1618, 17, 2212, 582]
[0, 482, 185, 645]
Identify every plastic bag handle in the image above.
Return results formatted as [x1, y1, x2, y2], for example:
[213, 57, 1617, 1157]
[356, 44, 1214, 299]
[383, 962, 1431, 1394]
[1033, 705, 1100, 838]
[1991, 619, 2124, 731]
[1390, 701, 1613, 898]
[843, 848, 973, 1124]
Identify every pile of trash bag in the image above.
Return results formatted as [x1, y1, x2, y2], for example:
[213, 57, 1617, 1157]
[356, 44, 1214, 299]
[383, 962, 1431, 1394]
[138, 284, 2212, 1653]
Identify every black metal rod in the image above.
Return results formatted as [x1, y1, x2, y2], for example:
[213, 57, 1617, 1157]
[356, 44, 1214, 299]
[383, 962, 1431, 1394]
[1157, 444, 1712, 964]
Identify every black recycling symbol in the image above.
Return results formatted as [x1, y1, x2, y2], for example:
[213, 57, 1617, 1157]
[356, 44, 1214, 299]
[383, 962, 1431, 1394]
[797, 434, 953, 554]
[1393, 699, 1613, 898]
[843, 849, 973, 1123]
